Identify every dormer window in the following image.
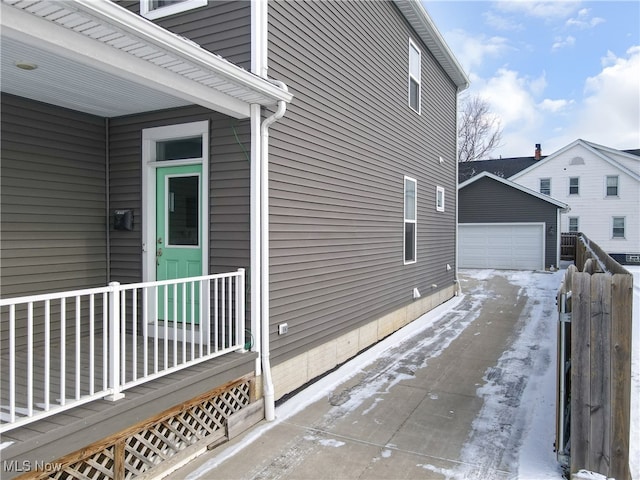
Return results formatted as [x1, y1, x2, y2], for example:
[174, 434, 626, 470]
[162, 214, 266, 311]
[141, 0, 207, 20]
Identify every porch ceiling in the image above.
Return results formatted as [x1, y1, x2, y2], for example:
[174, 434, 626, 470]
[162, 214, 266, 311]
[0, 0, 292, 119]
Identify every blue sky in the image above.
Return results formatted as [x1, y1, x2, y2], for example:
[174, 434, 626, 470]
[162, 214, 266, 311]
[423, 1, 640, 158]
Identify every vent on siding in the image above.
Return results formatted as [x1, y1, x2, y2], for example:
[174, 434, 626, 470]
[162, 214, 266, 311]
[569, 156, 585, 165]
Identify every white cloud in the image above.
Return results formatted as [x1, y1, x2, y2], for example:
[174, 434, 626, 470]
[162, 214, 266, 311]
[443, 29, 512, 71]
[538, 98, 574, 113]
[493, 1, 581, 20]
[551, 35, 576, 51]
[565, 8, 605, 29]
[571, 46, 640, 148]
[483, 11, 524, 31]
[540, 46, 640, 151]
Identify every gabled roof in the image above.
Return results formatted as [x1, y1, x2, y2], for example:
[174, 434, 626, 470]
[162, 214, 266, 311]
[458, 156, 543, 183]
[459, 171, 569, 211]
[393, 0, 469, 91]
[510, 139, 640, 183]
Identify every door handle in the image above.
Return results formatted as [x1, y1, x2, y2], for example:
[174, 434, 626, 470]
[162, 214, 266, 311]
[156, 248, 162, 266]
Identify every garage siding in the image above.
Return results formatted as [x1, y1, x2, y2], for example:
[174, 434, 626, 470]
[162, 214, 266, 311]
[459, 176, 559, 268]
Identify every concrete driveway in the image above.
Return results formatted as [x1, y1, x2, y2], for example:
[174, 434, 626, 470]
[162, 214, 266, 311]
[166, 270, 564, 480]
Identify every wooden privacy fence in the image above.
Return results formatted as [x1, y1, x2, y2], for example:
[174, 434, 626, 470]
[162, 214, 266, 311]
[556, 234, 633, 480]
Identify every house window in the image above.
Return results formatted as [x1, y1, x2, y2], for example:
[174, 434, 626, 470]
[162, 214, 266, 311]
[140, 0, 207, 19]
[612, 217, 625, 238]
[606, 175, 619, 197]
[436, 186, 445, 212]
[568, 217, 579, 233]
[408, 40, 421, 114]
[539, 178, 551, 196]
[569, 177, 579, 195]
[404, 176, 417, 264]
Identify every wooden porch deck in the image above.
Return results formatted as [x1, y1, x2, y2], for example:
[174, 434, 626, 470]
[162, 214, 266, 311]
[1, 334, 257, 478]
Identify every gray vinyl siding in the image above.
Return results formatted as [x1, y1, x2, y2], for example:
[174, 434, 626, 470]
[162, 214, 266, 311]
[458, 177, 560, 268]
[0, 93, 107, 298]
[119, 0, 251, 69]
[267, 1, 459, 363]
[108, 107, 251, 284]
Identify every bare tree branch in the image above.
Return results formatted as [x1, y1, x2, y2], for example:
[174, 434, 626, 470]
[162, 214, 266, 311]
[458, 95, 503, 162]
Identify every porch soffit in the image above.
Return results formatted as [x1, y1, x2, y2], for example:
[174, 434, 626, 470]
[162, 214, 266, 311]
[0, 0, 292, 119]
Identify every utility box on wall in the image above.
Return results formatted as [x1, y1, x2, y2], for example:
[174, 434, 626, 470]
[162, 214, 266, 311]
[113, 209, 134, 231]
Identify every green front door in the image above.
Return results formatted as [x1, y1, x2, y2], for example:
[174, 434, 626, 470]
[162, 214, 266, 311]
[156, 165, 202, 324]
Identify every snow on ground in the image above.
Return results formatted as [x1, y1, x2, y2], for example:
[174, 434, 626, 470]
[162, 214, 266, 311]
[186, 266, 639, 480]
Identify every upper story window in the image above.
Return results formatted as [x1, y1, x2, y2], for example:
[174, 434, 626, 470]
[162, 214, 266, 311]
[568, 217, 579, 233]
[141, 0, 207, 20]
[436, 186, 445, 212]
[408, 40, 421, 114]
[540, 178, 551, 196]
[569, 177, 579, 195]
[606, 175, 619, 197]
[404, 176, 417, 264]
[612, 217, 625, 238]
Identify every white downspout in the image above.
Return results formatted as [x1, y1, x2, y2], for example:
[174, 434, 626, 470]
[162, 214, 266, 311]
[261, 82, 288, 421]
[454, 93, 462, 296]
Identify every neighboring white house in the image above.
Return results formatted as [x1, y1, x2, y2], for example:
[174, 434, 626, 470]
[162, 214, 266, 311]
[510, 139, 640, 263]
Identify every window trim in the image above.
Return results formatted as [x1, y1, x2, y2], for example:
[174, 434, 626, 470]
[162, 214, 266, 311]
[605, 175, 619, 197]
[140, 0, 207, 20]
[408, 39, 421, 114]
[568, 177, 579, 196]
[539, 178, 551, 196]
[436, 186, 445, 212]
[404, 176, 417, 264]
[568, 217, 579, 233]
[612, 216, 625, 239]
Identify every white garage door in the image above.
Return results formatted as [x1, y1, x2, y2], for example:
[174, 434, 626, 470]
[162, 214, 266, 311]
[459, 223, 545, 270]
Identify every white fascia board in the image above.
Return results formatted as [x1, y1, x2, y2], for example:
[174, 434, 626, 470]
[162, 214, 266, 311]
[1, 4, 250, 118]
[393, 0, 469, 91]
[72, 0, 292, 104]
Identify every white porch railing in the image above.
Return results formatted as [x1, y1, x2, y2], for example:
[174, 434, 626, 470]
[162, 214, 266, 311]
[0, 269, 246, 433]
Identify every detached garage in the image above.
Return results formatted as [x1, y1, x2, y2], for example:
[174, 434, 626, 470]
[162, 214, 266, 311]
[458, 172, 568, 270]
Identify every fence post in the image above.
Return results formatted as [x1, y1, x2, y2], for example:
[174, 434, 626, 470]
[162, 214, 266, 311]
[589, 274, 611, 473]
[610, 273, 632, 480]
[107, 282, 125, 401]
[571, 271, 591, 474]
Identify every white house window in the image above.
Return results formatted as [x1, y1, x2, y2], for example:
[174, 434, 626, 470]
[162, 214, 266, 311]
[436, 186, 445, 212]
[540, 178, 551, 196]
[606, 175, 619, 197]
[404, 176, 417, 264]
[612, 217, 625, 238]
[141, 0, 207, 19]
[569, 177, 579, 195]
[408, 40, 421, 114]
[568, 217, 579, 232]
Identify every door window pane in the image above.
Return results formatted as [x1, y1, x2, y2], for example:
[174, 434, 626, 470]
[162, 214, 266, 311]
[168, 176, 199, 245]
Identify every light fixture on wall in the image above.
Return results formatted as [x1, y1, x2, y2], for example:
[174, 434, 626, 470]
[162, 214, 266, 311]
[15, 61, 38, 71]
